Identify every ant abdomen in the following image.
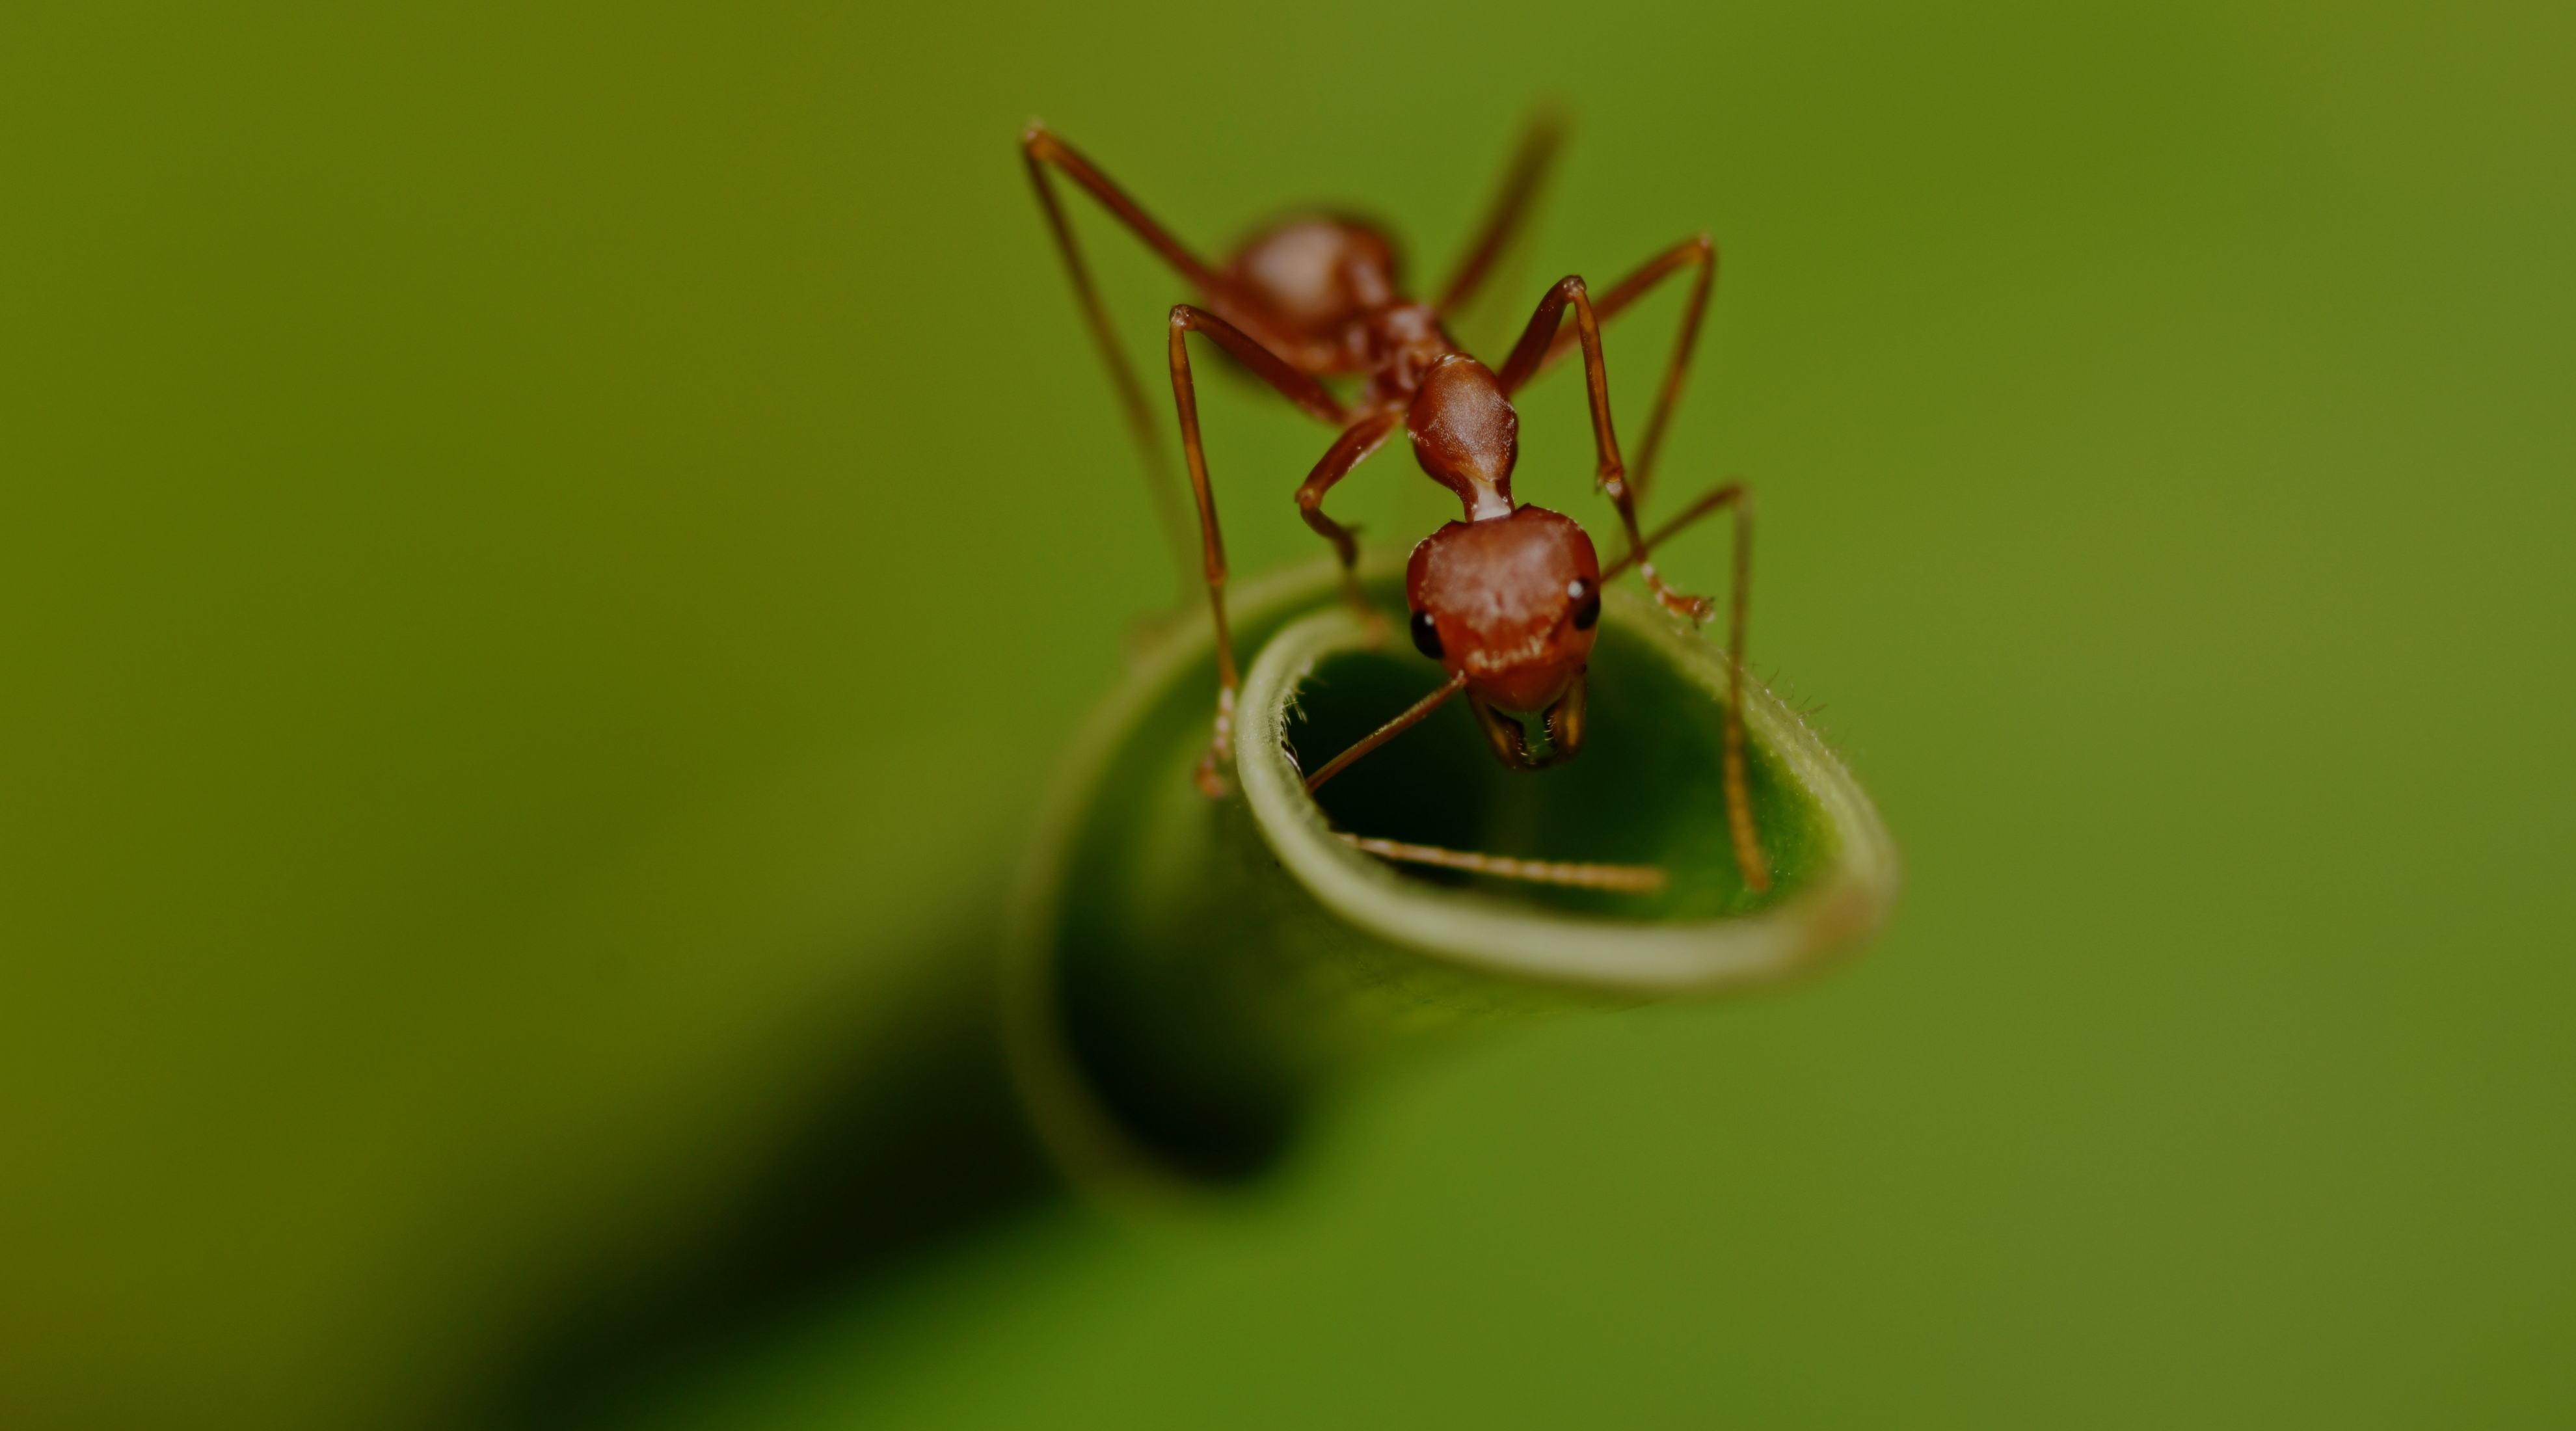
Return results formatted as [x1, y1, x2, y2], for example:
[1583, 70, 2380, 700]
[1222, 219, 1399, 370]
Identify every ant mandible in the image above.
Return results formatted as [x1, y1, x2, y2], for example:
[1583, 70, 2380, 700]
[1025, 115, 1770, 893]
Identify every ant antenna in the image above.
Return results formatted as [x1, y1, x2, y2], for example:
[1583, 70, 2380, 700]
[1336, 833, 1667, 894]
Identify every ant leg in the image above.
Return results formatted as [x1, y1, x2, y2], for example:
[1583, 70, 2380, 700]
[1023, 124, 1319, 595]
[1021, 125, 1228, 593]
[1170, 305, 1348, 423]
[1603, 477, 1748, 577]
[1603, 479, 1771, 892]
[1023, 124, 1233, 296]
[1496, 277, 1713, 622]
[1297, 411, 1405, 617]
[1168, 305, 1353, 797]
[1531, 234, 1717, 503]
[1435, 108, 1569, 316]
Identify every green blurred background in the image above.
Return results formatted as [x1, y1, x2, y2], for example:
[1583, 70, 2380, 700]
[5, 0, 2570, 1425]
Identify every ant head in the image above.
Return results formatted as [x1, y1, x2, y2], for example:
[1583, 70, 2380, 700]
[1404, 504, 1602, 713]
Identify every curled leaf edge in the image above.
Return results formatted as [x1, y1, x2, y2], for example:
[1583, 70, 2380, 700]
[1000, 550, 1901, 1199]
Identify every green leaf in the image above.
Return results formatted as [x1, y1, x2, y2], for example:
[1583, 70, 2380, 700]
[1004, 551, 1899, 1192]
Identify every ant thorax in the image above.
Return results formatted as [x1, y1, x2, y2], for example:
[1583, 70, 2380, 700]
[1361, 301, 1460, 405]
[1405, 505, 1602, 714]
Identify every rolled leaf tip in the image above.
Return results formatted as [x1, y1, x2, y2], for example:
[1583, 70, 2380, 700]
[1004, 551, 1899, 1194]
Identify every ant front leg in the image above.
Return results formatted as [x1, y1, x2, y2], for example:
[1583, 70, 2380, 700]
[1535, 234, 1718, 503]
[1167, 304, 1352, 797]
[1496, 276, 1715, 623]
[1603, 479, 1771, 892]
[1297, 411, 1404, 624]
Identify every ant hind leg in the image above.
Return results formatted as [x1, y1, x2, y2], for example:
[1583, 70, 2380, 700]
[1023, 124, 1320, 600]
[1436, 107, 1570, 317]
[1166, 305, 1352, 797]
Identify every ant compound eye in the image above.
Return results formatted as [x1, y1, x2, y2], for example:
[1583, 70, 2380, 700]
[1409, 609, 1445, 659]
[1567, 577, 1600, 631]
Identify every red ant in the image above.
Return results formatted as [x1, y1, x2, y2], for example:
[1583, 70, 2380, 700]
[1025, 116, 1770, 894]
